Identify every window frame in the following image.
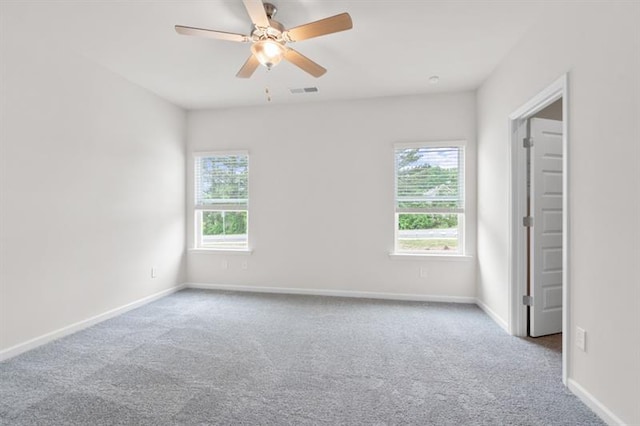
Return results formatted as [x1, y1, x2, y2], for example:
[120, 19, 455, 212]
[193, 150, 250, 252]
[393, 140, 466, 256]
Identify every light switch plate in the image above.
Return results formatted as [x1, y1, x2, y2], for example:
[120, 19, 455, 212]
[576, 327, 586, 351]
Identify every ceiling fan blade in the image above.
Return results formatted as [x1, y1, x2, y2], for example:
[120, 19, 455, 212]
[242, 0, 270, 28]
[285, 13, 353, 42]
[175, 25, 248, 42]
[284, 48, 327, 78]
[236, 55, 260, 78]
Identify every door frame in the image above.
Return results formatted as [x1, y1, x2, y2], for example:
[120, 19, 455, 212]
[508, 73, 569, 385]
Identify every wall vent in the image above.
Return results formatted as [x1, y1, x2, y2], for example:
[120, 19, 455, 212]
[289, 87, 319, 94]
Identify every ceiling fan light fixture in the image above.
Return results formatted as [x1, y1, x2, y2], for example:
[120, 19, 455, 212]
[176, 0, 353, 78]
[251, 39, 285, 69]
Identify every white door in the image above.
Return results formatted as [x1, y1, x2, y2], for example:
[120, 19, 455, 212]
[529, 118, 563, 337]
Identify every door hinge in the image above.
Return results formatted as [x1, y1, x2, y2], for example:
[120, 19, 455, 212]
[523, 216, 534, 227]
[523, 137, 534, 148]
[523, 295, 533, 306]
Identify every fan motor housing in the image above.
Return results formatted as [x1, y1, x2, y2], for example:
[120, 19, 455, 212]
[267, 19, 284, 33]
[250, 19, 284, 41]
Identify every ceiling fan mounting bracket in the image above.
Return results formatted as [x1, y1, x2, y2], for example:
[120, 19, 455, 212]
[263, 2, 277, 19]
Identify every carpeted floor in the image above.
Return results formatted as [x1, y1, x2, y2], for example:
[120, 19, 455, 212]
[0, 289, 603, 425]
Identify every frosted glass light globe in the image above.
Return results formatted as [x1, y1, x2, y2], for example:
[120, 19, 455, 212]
[251, 39, 285, 69]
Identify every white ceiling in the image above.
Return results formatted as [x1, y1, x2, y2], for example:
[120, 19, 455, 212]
[8, 1, 548, 110]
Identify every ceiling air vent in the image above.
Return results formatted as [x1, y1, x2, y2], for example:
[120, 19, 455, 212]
[289, 87, 319, 94]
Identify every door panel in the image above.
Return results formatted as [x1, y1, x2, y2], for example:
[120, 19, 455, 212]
[530, 118, 563, 337]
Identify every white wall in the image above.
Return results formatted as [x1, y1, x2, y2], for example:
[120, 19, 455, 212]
[477, 3, 639, 424]
[187, 93, 477, 299]
[0, 7, 186, 352]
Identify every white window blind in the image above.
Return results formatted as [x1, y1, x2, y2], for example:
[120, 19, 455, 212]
[393, 142, 465, 254]
[195, 153, 248, 210]
[194, 152, 249, 250]
[395, 145, 465, 214]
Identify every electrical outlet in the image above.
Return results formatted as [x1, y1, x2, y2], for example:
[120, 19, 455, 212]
[576, 327, 586, 351]
[221, 260, 228, 270]
[241, 261, 248, 270]
[151, 267, 157, 278]
[419, 267, 428, 279]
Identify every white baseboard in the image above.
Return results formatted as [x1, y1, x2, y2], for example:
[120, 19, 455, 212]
[186, 282, 476, 304]
[568, 379, 626, 426]
[0, 284, 185, 362]
[475, 298, 509, 333]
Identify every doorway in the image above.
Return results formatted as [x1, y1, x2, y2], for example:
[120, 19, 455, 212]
[508, 74, 569, 384]
[527, 102, 563, 337]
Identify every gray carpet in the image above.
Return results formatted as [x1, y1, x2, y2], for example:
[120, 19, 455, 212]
[0, 289, 603, 425]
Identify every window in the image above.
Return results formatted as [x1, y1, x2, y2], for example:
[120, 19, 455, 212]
[194, 152, 249, 250]
[394, 142, 465, 254]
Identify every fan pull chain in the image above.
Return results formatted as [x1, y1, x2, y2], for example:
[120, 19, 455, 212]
[264, 67, 273, 102]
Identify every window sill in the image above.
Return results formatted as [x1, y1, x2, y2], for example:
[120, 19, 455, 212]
[188, 248, 253, 255]
[388, 253, 473, 261]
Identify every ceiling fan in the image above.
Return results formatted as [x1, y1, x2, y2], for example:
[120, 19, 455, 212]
[175, 0, 353, 78]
